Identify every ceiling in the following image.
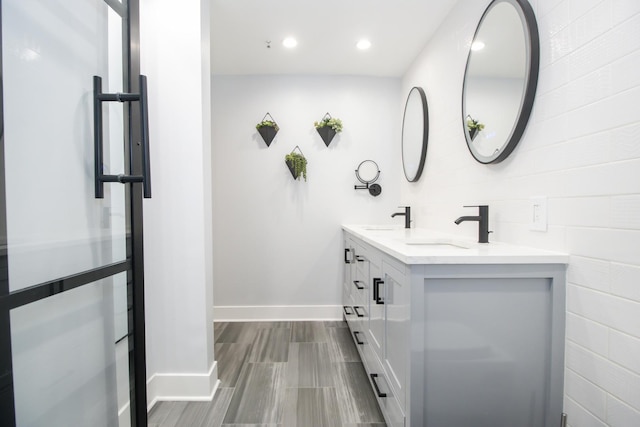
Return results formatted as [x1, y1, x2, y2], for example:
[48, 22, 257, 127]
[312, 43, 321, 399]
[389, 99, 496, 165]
[211, 0, 459, 77]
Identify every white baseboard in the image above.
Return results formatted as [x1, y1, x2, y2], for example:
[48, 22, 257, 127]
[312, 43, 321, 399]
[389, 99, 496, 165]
[118, 401, 131, 427]
[147, 361, 219, 411]
[214, 305, 343, 321]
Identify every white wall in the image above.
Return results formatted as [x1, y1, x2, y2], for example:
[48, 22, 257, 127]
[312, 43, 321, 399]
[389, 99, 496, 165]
[401, 0, 640, 425]
[140, 0, 216, 405]
[212, 75, 402, 320]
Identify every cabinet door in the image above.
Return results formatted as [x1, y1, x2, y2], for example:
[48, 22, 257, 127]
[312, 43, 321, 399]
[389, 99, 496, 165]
[368, 260, 384, 362]
[382, 260, 409, 408]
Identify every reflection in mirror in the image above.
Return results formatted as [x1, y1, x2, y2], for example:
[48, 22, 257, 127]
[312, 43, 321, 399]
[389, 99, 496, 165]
[402, 87, 428, 182]
[462, 0, 539, 164]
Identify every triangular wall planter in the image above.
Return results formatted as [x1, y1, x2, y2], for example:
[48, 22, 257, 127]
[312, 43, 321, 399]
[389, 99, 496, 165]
[285, 160, 297, 179]
[469, 128, 478, 141]
[285, 145, 307, 181]
[317, 126, 336, 147]
[258, 126, 278, 147]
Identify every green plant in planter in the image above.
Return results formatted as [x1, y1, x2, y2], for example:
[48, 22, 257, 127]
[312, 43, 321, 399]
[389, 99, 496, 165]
[285, 152, 307, 181]
[466, 116, 485, 133]
[314, 117, 343, 133]
[256, 119, 279, 132]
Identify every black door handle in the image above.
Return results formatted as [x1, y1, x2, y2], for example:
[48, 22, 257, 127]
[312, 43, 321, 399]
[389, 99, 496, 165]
[373, 278, 384, 304]
[94, 75, 152, 199]
[344, 248, 351, 264]
[370, 373, 387, 397]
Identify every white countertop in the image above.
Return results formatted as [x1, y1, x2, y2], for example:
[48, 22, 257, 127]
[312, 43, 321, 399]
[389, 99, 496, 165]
[343, 224, 569, 265]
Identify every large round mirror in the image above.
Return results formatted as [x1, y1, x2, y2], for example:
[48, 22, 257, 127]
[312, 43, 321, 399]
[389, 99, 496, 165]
[402, 87, 428, 182]
[462, 0, 539, 164]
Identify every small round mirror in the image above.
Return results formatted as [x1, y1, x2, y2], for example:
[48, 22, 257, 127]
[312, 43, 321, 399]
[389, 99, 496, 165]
[354, 160, 382, 197]
[462, 0, 539, 164]
[402, 87, 428, 182]
[356, 160, 380, 184]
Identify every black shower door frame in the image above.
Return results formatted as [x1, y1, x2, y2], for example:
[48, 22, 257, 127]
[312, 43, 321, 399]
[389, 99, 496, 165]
[0, 0, 148, 425]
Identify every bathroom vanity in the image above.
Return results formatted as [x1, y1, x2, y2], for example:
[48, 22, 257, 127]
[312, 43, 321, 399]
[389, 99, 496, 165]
[342, 225, 568, 427]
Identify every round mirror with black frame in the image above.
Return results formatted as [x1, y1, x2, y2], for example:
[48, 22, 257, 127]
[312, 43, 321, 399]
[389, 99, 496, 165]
[402, 87, 429, 182]
[462, 0, 539, 164]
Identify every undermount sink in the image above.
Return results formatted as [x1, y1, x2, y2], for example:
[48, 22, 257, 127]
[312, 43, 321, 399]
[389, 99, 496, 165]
[403, 239, 471, 249]
[362, 225, 400, 231]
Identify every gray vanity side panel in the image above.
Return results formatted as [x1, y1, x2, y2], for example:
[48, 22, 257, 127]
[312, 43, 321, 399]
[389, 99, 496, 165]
[412, 263, 566, 427]
[408, 266, 427, 427]
[548, 267, 567, 427]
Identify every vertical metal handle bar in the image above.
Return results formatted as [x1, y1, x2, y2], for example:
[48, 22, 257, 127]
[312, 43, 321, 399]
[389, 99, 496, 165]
[93, 75, 151, 199]
[373, 278, 384, 304]
[370, 373, 387, 397]
[94, 76, 105, 198]
[377, 280, 385, 304]
[139, 75, 151, 198]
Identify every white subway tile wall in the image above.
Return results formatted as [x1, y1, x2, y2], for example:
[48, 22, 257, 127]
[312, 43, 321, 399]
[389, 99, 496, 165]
[401, 0, 640, 425]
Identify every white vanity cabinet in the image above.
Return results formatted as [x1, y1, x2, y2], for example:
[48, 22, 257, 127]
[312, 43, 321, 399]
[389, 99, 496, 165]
[342, 226, 567, 427]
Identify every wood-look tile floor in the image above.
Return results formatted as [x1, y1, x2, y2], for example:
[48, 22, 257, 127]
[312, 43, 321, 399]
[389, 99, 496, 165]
[149, 321, 386, 427]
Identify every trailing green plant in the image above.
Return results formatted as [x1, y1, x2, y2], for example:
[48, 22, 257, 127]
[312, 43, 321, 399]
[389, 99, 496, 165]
[314, 117, 343, 133]
[466, 116, 485, 132]
[285, 152, 307, 181]
[256, 119, 279, 132]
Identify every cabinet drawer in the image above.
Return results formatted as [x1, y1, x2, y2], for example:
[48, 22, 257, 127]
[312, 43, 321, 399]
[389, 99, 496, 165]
[361, 340, 405, 427]
[367, 370, 405, 427]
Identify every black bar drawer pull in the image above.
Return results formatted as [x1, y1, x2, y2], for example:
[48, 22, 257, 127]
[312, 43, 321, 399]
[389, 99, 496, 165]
[94, 75, 152, 199]
[343, 306, 354, 316]
[353, 306, 365, 317]
[373, 278, 384, 305]
[355, 255, 365, 262]
[353, 280, 365, 290]
[344, 248, 351, 264]
[370, 373, 387, 398]
[354, 331, 365, 345]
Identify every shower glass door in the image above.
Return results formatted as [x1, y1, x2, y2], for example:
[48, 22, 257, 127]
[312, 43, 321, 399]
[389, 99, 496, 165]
[0, 0, 147, 426]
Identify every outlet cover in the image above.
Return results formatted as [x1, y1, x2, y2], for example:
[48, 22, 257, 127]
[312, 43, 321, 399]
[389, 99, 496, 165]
[530, 196, 547, 231]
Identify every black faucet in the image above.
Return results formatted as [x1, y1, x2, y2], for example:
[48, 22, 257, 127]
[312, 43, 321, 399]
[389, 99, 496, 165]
[454, 205, 490, 243]
[391, 206, 411, 229]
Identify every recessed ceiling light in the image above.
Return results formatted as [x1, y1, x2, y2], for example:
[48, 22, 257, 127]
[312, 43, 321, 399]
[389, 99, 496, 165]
[356, 39, 372, 50]
[471, 41, 485, 51]
[283, 37, 298, 48]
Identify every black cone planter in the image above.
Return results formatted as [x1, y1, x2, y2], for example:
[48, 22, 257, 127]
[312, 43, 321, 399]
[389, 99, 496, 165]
[317, 126, 336, 147]
[258, 126, 278, 147]
[285, 160, 297, 179]
[469, 128, 478, 141]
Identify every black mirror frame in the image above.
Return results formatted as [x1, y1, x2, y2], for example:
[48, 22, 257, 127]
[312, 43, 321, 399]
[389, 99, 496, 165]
[402, 87, 429, 182]
[462, 0, 540, 164]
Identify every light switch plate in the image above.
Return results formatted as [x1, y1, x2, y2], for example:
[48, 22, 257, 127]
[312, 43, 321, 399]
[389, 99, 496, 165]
[530, 196, 547, 231]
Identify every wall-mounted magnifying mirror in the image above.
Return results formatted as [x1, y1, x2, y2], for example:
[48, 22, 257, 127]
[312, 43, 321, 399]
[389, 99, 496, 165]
[462, 0, 539, 164]
[354, 160, 382, 197]
[402, 87, 428, 182]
